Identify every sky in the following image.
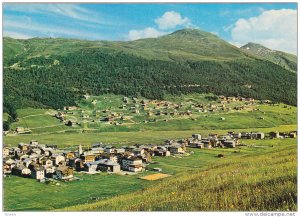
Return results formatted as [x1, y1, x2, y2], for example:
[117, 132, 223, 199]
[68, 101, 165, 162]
[3, 3, 298, 54]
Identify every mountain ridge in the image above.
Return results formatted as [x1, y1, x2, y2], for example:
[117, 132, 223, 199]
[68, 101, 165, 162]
[4, 28, 296, 65]
[240, 42, 297, 73]
[3, 28, 297, 114]
[3, 28, 255, 64]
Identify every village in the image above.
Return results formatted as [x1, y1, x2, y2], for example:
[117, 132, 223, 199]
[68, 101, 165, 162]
[9, 94, 296, 136]
[3, 129, 297, 183]
[55, 95, 259, 128]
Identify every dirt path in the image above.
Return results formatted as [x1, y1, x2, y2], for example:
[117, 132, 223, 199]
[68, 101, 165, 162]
[21, 114, 46, 119]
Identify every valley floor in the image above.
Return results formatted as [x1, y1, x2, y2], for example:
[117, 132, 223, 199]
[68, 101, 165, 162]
[3, 94, 297, 211]
[3, 132, 297, 211]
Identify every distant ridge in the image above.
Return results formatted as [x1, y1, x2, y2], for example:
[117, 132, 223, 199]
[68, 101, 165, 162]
[240, 42, 297, 73]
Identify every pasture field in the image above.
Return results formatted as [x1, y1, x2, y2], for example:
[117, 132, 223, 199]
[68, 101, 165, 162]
[3, 94, 297, 147]
[3, 94, 297, 211]
[3, 171, 152, 211]
[4, 94, 297, 139]
[3, 124, 297, 148]
[9, 108, 70, 134]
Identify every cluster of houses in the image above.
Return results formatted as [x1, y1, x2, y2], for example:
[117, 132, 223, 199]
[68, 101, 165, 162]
[184, 131, 267, 149]
[10, 95, 294, 136]
[54, 94, 297, 130]
[218, 96, 255, 104]
[3, 128, 296, 182]
[120, 96, 257, 117]
[184, 130, 297, 149]
[2, 139, 189, 182]
[269, 131, 297, 139]
[55, 95, 259, 127]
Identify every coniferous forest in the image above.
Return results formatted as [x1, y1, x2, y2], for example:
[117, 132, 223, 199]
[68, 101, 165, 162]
[4, 49, 296, 109]
[3, 30, 297, 128]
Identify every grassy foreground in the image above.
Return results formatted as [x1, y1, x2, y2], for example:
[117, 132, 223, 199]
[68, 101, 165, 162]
[3, 97, 297, 211]
[59, 139, 297, 211]
[2, 143, 251, 211]
[3, 172, 152, 211]
[4, 138, 297, 211]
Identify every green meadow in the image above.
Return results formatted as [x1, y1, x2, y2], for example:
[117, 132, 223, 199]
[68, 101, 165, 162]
[4, 171, 151, 211]
[4, 94, 297, 147]
[3, 94, 297, 211]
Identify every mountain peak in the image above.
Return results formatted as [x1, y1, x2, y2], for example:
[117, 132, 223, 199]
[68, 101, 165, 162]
[169, 28, 216, 38]
[240, 42, 270, 51]
[128, 28, 246, 61]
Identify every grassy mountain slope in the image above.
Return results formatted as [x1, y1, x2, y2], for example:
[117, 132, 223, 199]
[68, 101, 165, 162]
[3, 29, 297, 113]
[116, 29, 253, 61]
[60, 139, 296, 211]
[4, 29, 253, 65]
[3, 37, 106, 66]
[240, 42, 297, 73]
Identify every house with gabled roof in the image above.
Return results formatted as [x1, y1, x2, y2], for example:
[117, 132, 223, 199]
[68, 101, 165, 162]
[40, 148, 53, 157]
[29, 140, 39, 147]
[104, 146, 115, 154]
[3, 163, 12, 175]
[18, 143, 29, 152]
[91, 147, 105, 155]
[5, 158, 16, 169]
[45, 166, 56, 178]
[222, 140, 236, 148]
[121, 156, 144, 172]
[39, 157, 53, 168]
[3, 147, 11, 157]
[51, 154, 65, 166]
[81, 154, 96, 163]
[55, 166, 74, 180]
[133, 148, 145, 156]
[169, 145, 185, 154]
[84, 162, 98, 173]
[30, 166, 45, 180]
[192, 134, 202, 140]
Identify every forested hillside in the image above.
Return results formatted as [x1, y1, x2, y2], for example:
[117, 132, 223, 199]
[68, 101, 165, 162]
[3, 29, 297, 119]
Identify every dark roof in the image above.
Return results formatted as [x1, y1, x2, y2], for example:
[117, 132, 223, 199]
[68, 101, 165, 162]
[94, 159, 119, 166]
[85, 162, 99, 167]
[32, 166, 45, 171]
[124, 156, 142, 161]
